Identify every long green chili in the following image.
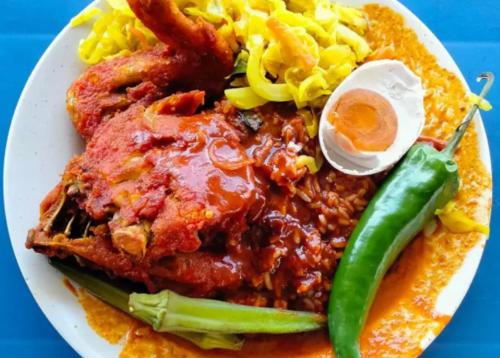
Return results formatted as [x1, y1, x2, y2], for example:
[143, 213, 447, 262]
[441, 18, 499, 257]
[327, 73, 494, 358]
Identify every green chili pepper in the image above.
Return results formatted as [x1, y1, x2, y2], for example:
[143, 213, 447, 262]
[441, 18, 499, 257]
[327, 73, 494, 358]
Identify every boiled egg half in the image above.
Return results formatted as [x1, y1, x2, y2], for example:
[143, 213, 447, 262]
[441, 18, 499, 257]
[319, 60, 425, 176]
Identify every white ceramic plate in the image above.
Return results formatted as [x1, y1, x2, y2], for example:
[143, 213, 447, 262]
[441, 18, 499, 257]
[3, 1, 492, 357]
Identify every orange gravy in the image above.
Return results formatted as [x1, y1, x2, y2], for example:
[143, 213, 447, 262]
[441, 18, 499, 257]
[69, 5, 491, 357]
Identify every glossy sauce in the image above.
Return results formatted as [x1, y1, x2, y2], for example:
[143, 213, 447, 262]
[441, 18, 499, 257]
[71, 5, 491, 357]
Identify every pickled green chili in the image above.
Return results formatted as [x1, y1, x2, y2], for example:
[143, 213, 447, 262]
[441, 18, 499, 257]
[327, 73, 494, 358]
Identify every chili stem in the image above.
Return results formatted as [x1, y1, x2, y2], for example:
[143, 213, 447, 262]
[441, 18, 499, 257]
[443, 72, 494, 156]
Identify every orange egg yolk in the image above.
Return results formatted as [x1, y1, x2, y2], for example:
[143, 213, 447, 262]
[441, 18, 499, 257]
[328, 88, 398, 152]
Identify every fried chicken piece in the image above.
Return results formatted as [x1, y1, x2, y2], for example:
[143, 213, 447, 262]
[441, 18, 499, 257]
[148, 252, 243, 296]
[127, 0, 233, 74]
[67, 0, 234, 140]
[28, 91, 258, 292]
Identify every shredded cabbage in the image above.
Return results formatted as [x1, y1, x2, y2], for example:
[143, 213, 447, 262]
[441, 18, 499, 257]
[71, 0, 157, 65]
[106, 0, 135, 15]
[70, 7, 102, 27]
[225, 87, 268, 109]
[436, 201, 489, 235]
[296, 155, 320, 174]
[299, 109, 319, 138]
[247, 35, 293, 102]
[175, 0, 371, 109]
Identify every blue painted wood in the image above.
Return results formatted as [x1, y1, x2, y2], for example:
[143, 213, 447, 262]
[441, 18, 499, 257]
[1, 0, 498, 356]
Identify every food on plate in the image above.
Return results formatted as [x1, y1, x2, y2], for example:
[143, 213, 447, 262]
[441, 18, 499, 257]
[70, 6, 103, 28]
[436, 200, 489, 234]
[74, 0, 371, 109]
[54, 260, 325, 350]
[29, 86, 376, 310]
[220, 0, 372, 108]
[55, 261, 245, 350]
[30, 0, 380, 319]
[72, 1, 156, 64]
[328, 73, 493, 358]
[68, 0, 233, 140]
[319, 60, 425, 175]
[329, 88, 398, 152]
[24, 0, 494, 357]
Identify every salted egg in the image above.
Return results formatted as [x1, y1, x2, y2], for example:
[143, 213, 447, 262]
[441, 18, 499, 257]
[319, 60, 425, 176]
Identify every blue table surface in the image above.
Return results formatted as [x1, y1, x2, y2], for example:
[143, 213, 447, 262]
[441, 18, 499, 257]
[1, 0, 499, 356]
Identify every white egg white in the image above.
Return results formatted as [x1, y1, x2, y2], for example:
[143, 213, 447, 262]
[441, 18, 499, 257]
[319, 59, 425, 176]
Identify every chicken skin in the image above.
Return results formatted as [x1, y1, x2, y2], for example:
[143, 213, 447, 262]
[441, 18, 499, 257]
[67, 0, 234, 140]
[28, 91, 258, 293]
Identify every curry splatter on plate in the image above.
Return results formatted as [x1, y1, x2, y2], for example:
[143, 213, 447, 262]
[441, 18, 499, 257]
[5, 0, 491, 357]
